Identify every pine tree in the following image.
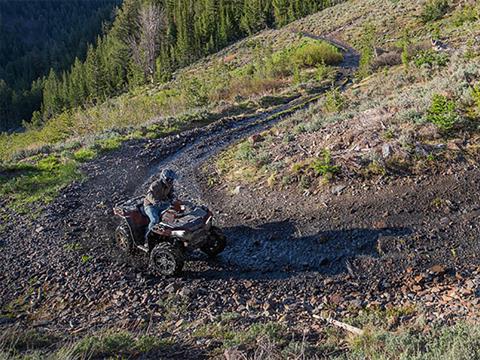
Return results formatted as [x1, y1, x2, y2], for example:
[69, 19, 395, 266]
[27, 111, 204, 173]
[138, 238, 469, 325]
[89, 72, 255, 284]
[273, 0, 289, 27]
[240, 0, 266, 35]
[85, 45, 108, 103]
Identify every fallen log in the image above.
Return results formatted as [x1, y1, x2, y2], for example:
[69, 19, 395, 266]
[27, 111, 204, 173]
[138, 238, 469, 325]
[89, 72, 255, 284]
[313, 314, 365, 336]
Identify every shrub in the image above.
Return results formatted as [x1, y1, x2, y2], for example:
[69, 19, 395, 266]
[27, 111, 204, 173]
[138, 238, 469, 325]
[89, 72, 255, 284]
[471, 84, 480, 111]
[292, 40, 343, 67]
[96, 136, 123, 153]
[414, 50, 449, 68]
[452, 4, 479, 26]
[323, 88, 345, 113]
[73, 148, 97, 162]
[310, 150, 340, 178]
[316, 62, 334, 81]
[426, 94, 460, 132]
[421, 0, 450, 23]
[357, 24, 377, 79]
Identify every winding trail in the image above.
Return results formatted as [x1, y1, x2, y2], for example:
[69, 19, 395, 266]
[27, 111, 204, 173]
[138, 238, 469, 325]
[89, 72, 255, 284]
[0, 34, 360, 340]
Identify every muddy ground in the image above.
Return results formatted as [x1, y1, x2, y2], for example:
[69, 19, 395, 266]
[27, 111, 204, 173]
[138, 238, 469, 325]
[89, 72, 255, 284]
[1, 38, 480, 358]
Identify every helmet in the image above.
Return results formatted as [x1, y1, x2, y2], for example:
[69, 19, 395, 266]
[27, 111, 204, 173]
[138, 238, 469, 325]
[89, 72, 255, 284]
[160, 168, 177, 183]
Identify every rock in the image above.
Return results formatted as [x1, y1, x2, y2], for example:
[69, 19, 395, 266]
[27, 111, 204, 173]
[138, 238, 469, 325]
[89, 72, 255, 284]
[382, 144, 392, 158]
[165, 283, 182, 294]
[249, 134, 265, 144]
[430, 265, 446, 275]
[232, 186, 242, 195]
[178, 287, 193, 297]
[331, 184, 346, 195]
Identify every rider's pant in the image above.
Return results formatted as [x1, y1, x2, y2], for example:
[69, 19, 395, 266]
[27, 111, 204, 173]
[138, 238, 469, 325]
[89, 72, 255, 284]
[145, 205, 161, 232]
[145, 202, 170, 232]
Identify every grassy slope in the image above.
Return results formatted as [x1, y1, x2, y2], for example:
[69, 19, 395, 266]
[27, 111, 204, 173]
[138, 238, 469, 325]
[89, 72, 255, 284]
[214, 0, 480, 192]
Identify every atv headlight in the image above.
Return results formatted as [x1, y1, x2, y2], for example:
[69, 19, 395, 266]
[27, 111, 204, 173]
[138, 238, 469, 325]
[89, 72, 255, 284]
[172, 230, 192, 240]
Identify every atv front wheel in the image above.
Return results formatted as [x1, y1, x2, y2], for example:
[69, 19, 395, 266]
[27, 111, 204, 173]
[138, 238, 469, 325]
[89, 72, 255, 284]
[201, 227, 227, 257]
[115, 222, 135, 254]
[149, 243, 184, 277]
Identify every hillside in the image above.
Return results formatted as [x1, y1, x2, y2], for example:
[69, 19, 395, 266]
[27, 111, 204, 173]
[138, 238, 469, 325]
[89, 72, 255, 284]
[1, 0, 480, 359]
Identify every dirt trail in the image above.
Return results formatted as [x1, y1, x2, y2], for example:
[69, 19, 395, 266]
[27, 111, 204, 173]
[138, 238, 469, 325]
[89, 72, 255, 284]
[0, 35, 360, 333]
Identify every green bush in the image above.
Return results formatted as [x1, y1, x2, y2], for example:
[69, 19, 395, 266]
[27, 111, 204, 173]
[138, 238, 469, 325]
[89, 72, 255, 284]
[414, 50, 449, 67]
[96, 136, 123, 153]
[426, 94, 459, 132]
[73, 148, 97, 162]
[348, 323, 480, 360]
[235, 142, 255, 162]
[323, 88, 345, 113]
[421, 0, 450, 23]
[452, 4, 479, 26]
[292, 40, 343, 67]
[310, 150, 340, 178]
[357, 24, 377, 79]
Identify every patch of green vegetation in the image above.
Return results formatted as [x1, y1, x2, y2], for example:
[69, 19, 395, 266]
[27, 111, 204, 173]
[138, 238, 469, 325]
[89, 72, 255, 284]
[80, 255, 92, 264]
[193, 321, 284, 348]
[0, 155, 81, 213]
[426, 94, 460, 132]
[347, 323, 480, 360]
[420, 0, 450, 23]
[63, 243, 83, 252]
[452, 4, 479, 27]
[291, 39, 344, 67]
[357, 23, 377, 79]
[95, 136, 124, 153]
[310, 150, 340, 179]
[70, 330, 170, 359]
[1, 329, 59, 354]
[323, 88, 345, 113]
[413, 50, 449, 68]
[73, 148, 97, 162]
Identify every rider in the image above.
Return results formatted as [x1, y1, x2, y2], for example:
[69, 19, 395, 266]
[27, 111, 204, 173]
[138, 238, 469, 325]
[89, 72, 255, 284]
[144, 168, 177, 245]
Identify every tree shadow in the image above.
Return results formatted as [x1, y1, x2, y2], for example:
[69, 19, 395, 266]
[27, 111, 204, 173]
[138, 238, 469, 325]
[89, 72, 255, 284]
[184, 220, 412, 280]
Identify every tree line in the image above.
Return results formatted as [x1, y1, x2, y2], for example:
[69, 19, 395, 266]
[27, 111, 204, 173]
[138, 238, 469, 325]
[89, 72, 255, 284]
[0, 0, 119, 131]
[1, 0, 342, 131]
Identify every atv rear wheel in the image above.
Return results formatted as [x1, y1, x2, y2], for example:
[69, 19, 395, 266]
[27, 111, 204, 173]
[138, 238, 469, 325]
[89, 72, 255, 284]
[201, 226, 227, 257]
[115, 223, 135, 254]
[149, 243, 184, 277]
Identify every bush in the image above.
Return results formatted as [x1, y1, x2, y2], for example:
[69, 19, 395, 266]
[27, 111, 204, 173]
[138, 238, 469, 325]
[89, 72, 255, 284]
[310, 150, 340, 178]
[96, 136, 123, 153]
[73, 148, 97, 162]
[349, 323, 480, 360]
[426, 94, 460, 132]
[421, 0, 450, 23]
[323, 88, 345, 113]
[414, 50, 449, 68]
[292, 40, 343, 67]
[452, 4, 479, 26]
[357, 24, 377, 79]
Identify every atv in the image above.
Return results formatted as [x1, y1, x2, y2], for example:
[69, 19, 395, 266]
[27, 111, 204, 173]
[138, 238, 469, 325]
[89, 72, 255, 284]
[113, 196, 227, 276]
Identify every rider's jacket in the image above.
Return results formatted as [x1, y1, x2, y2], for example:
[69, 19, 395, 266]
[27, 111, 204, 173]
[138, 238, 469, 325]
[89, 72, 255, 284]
[144, 179, 174, 207]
